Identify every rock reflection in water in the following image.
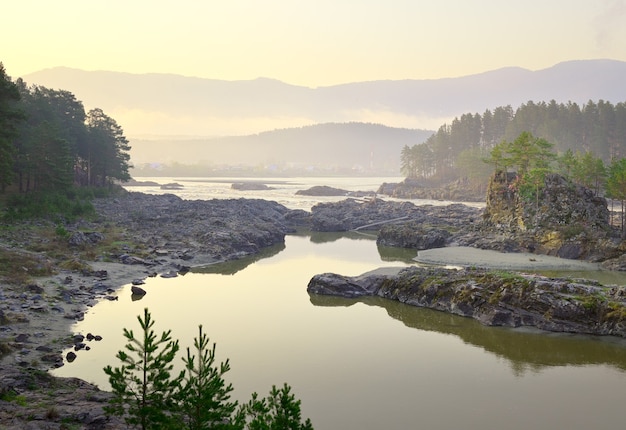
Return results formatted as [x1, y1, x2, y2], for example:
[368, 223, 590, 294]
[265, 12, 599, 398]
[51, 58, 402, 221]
[192, 242, 286, 275]
[309, 294, 626, 375]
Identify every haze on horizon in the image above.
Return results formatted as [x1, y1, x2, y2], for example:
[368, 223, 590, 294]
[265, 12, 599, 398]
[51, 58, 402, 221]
[4, 1, 626, 87]
[4, 1, 626, 138]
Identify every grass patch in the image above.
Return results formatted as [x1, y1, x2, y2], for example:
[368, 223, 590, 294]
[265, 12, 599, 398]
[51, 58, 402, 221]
[0, 390, 28, 406]
[0, 247, 55, 284]
[606, 301, 626, 321]
[58, 258, 93, 272]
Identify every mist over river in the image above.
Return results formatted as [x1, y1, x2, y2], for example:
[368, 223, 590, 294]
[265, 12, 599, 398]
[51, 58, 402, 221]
[52, 177, 626, 430]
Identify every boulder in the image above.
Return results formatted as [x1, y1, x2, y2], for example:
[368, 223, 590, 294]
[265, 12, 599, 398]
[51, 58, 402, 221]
[131, 286, 147, 296]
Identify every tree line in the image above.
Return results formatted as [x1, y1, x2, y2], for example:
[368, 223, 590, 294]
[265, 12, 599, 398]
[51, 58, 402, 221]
[478, 130, 626, 236]
[0, 62, 130, 194]
[400, 99, 626, 190]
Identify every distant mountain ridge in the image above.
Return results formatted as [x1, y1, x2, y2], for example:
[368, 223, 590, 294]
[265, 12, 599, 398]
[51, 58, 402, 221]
[129, 122, 433, 173]
[19, 60, 626, 173]
[22, 59, 626, 137]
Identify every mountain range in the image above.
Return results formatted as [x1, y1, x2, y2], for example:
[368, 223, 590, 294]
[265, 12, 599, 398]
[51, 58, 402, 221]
[20, 59, 626, 173]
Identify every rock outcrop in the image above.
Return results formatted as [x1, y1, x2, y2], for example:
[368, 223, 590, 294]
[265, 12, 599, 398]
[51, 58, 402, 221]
[231, 182, 274, 191]
[308, 266, 626, 337]
[309, 198, 481, 234]
[91, 192, 296, 264]
[295, 185, 348, 196]
[377, 177, 486, 202]
[475, 171, 616, 260]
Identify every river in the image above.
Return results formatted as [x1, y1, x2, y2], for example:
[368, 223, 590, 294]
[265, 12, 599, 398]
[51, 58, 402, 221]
[52, 177, 626, 430]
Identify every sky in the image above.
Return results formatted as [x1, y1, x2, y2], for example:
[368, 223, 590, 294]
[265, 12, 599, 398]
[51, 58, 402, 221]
[3, 0, 626, 87]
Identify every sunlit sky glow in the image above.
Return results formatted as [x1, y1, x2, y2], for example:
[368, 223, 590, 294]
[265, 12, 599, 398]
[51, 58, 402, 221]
[4, 0, 626, 87]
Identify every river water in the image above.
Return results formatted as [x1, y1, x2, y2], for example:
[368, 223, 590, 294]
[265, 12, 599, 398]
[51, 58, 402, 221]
[52, 177, 626, 430]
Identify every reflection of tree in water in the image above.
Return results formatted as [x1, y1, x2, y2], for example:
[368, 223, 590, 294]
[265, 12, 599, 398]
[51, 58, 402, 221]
[192, 242, 285, 275]
[305, 231, 418, 265]
[309, 294, 626, 374]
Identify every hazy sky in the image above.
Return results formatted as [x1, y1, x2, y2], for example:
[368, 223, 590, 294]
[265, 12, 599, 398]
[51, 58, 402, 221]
[4, 0, 626, 87]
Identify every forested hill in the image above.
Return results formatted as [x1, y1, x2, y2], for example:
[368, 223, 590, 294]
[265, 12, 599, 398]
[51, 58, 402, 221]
[400, 99, 626, 193]
[22, 60, 626, 137]
[130, 122, 433, 174]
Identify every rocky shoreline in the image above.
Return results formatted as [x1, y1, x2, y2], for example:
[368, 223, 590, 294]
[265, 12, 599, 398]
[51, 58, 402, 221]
[307, 266, 626, 337]
[0, 191, 305, 429]
[1, 181, 626, 428]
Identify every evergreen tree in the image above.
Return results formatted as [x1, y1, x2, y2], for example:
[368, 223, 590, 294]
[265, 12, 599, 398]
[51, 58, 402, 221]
[12, 83, 87, 191]
[179, 325, 238, 429]
[85, 108, 132, 186]
[507, 131, 555, 175]
[556, 149, 576, 178]
[0, 63, 24, 191]
[103, 309, 314, 429]
[399, 99, 625, 189]
[606, 158, 626, 238]
[104, 308, 185, 429]
[571, 151, 606, 196]
[30, 122, 73, 191]
[233, 384, 314, 430]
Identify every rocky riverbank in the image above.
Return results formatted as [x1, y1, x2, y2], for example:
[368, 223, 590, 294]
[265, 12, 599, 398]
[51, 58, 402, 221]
[0, 191, 304, 429]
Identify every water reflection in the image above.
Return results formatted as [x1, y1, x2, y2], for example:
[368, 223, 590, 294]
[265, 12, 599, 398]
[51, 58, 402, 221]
[52, 232, 626, 430]
[377, 244, 418, 263]
[307, 230, 374, 244]
[192, 242, 286, 275]
[309, 295, 626, 375]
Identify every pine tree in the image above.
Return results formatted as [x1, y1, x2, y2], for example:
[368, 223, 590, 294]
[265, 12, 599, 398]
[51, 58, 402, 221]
[104, 308, 185, 429]
[233, 384, 313, 430]
[178, 325, 238, 429]
[0, 63, 24, 191]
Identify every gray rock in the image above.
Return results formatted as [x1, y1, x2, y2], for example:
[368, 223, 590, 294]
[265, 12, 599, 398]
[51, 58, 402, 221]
[231, 182, 273, 191]
[308, 266, 626, 337]
[557, 243, 584, 259]
[131, 286, 147, 296]
[68, 231, 105, 246]
[296, 185, 348, 196]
